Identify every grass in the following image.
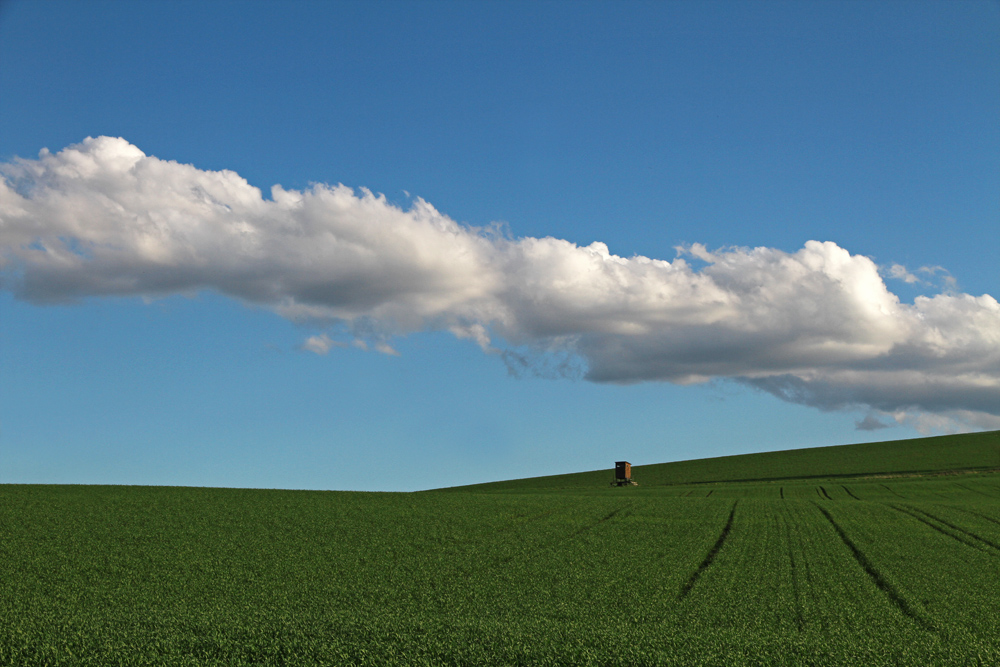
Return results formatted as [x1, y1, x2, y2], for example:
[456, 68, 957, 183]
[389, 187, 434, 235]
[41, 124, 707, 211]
[1, 430, 998, 665]
[450, 430, 1000, 491]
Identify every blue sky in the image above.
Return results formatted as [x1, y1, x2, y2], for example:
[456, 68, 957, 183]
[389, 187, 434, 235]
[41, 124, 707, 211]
[1, 0, 997, 491]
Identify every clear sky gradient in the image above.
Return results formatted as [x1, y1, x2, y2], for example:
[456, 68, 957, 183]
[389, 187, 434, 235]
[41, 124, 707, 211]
[1, 1, 997, 491]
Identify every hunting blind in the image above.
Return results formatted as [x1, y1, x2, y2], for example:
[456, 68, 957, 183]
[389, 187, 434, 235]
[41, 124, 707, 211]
[613, 461, 636, 486]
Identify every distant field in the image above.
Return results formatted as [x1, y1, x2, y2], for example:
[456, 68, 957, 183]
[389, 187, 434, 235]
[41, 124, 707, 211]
[2, 431, 999, 665]
[452, 430, 1000, 492]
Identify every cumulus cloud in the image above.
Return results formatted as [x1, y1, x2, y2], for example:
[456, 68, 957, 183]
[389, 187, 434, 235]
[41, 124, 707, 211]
[2, 137, 998, 430]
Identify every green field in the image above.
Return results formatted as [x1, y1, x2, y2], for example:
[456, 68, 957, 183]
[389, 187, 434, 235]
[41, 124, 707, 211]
[451, 430, 1000, 491]
[2, 432, 999, 665]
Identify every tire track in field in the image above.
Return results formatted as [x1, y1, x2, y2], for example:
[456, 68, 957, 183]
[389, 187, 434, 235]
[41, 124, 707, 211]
[797, 521, 826, 632]
[485, 500, 585, 541]
[818, 486, 832, 500]
[896, 505, 1000, 554]
[779, 508, 805, 631]
[565, 504, 632, 540]
[880, 484, 906, 499]
[779, 487, 784, 500]
[841, 485, 861, 500]
[948, 506, 1000, 528]
[887, 505, 993, 555]
[677, 501, 737, 600]
[495, 502, 635, 567]
[815, 503, 936, 633]
[788, 506, 827, 633]
[953, 482, 997, 498]
[506, 508, 560, 529]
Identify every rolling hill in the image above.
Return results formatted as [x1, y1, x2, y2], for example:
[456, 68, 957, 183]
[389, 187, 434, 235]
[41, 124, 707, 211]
[446, 430, 1000, 491]
[1, 431, 998, 665]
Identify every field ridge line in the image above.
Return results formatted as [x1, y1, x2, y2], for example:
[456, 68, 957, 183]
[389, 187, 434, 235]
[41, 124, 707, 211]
[678, 501, 737, 600]
[814, 503, 936, 633]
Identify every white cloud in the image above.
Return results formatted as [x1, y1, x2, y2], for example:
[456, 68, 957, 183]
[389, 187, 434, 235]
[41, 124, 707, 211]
[374, 341, 400, 356]
[2, 137, 998, 430]
[887, 264, 959, 291]
[300, 333, 341, 355]
[887, 263, 921, 284]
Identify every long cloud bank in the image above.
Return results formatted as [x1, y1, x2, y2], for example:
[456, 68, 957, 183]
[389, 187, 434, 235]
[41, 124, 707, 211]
[2, 137, 998, 431]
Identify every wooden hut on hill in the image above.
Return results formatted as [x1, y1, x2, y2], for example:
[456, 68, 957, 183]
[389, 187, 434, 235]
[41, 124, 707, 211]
[613, 461, 636, 486]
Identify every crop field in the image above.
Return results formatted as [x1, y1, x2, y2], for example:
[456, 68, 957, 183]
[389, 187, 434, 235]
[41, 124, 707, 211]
[2, 432, 999, 665]
[457, 430, 1000, 491]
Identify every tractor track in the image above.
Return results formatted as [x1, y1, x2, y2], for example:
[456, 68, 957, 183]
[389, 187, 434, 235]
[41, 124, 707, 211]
[496, 503, 634, 567]
[952, 482, 997, 498]
[678, 501, 737, 600]
[898, 505, 1000, 553]
[566, 505, 631, 540]
[947, 506, 1000, 527]
[887, 504, 992, 555]
[880, 484, 906, 499]
[841, 485, 861, 500]
[815, 503, 936, 633]
[779, 509, 805, 631]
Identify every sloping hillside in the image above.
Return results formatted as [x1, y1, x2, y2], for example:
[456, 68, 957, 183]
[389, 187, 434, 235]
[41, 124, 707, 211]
[444, 430, 1000, 492]
[3, 432, 1000, 663]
